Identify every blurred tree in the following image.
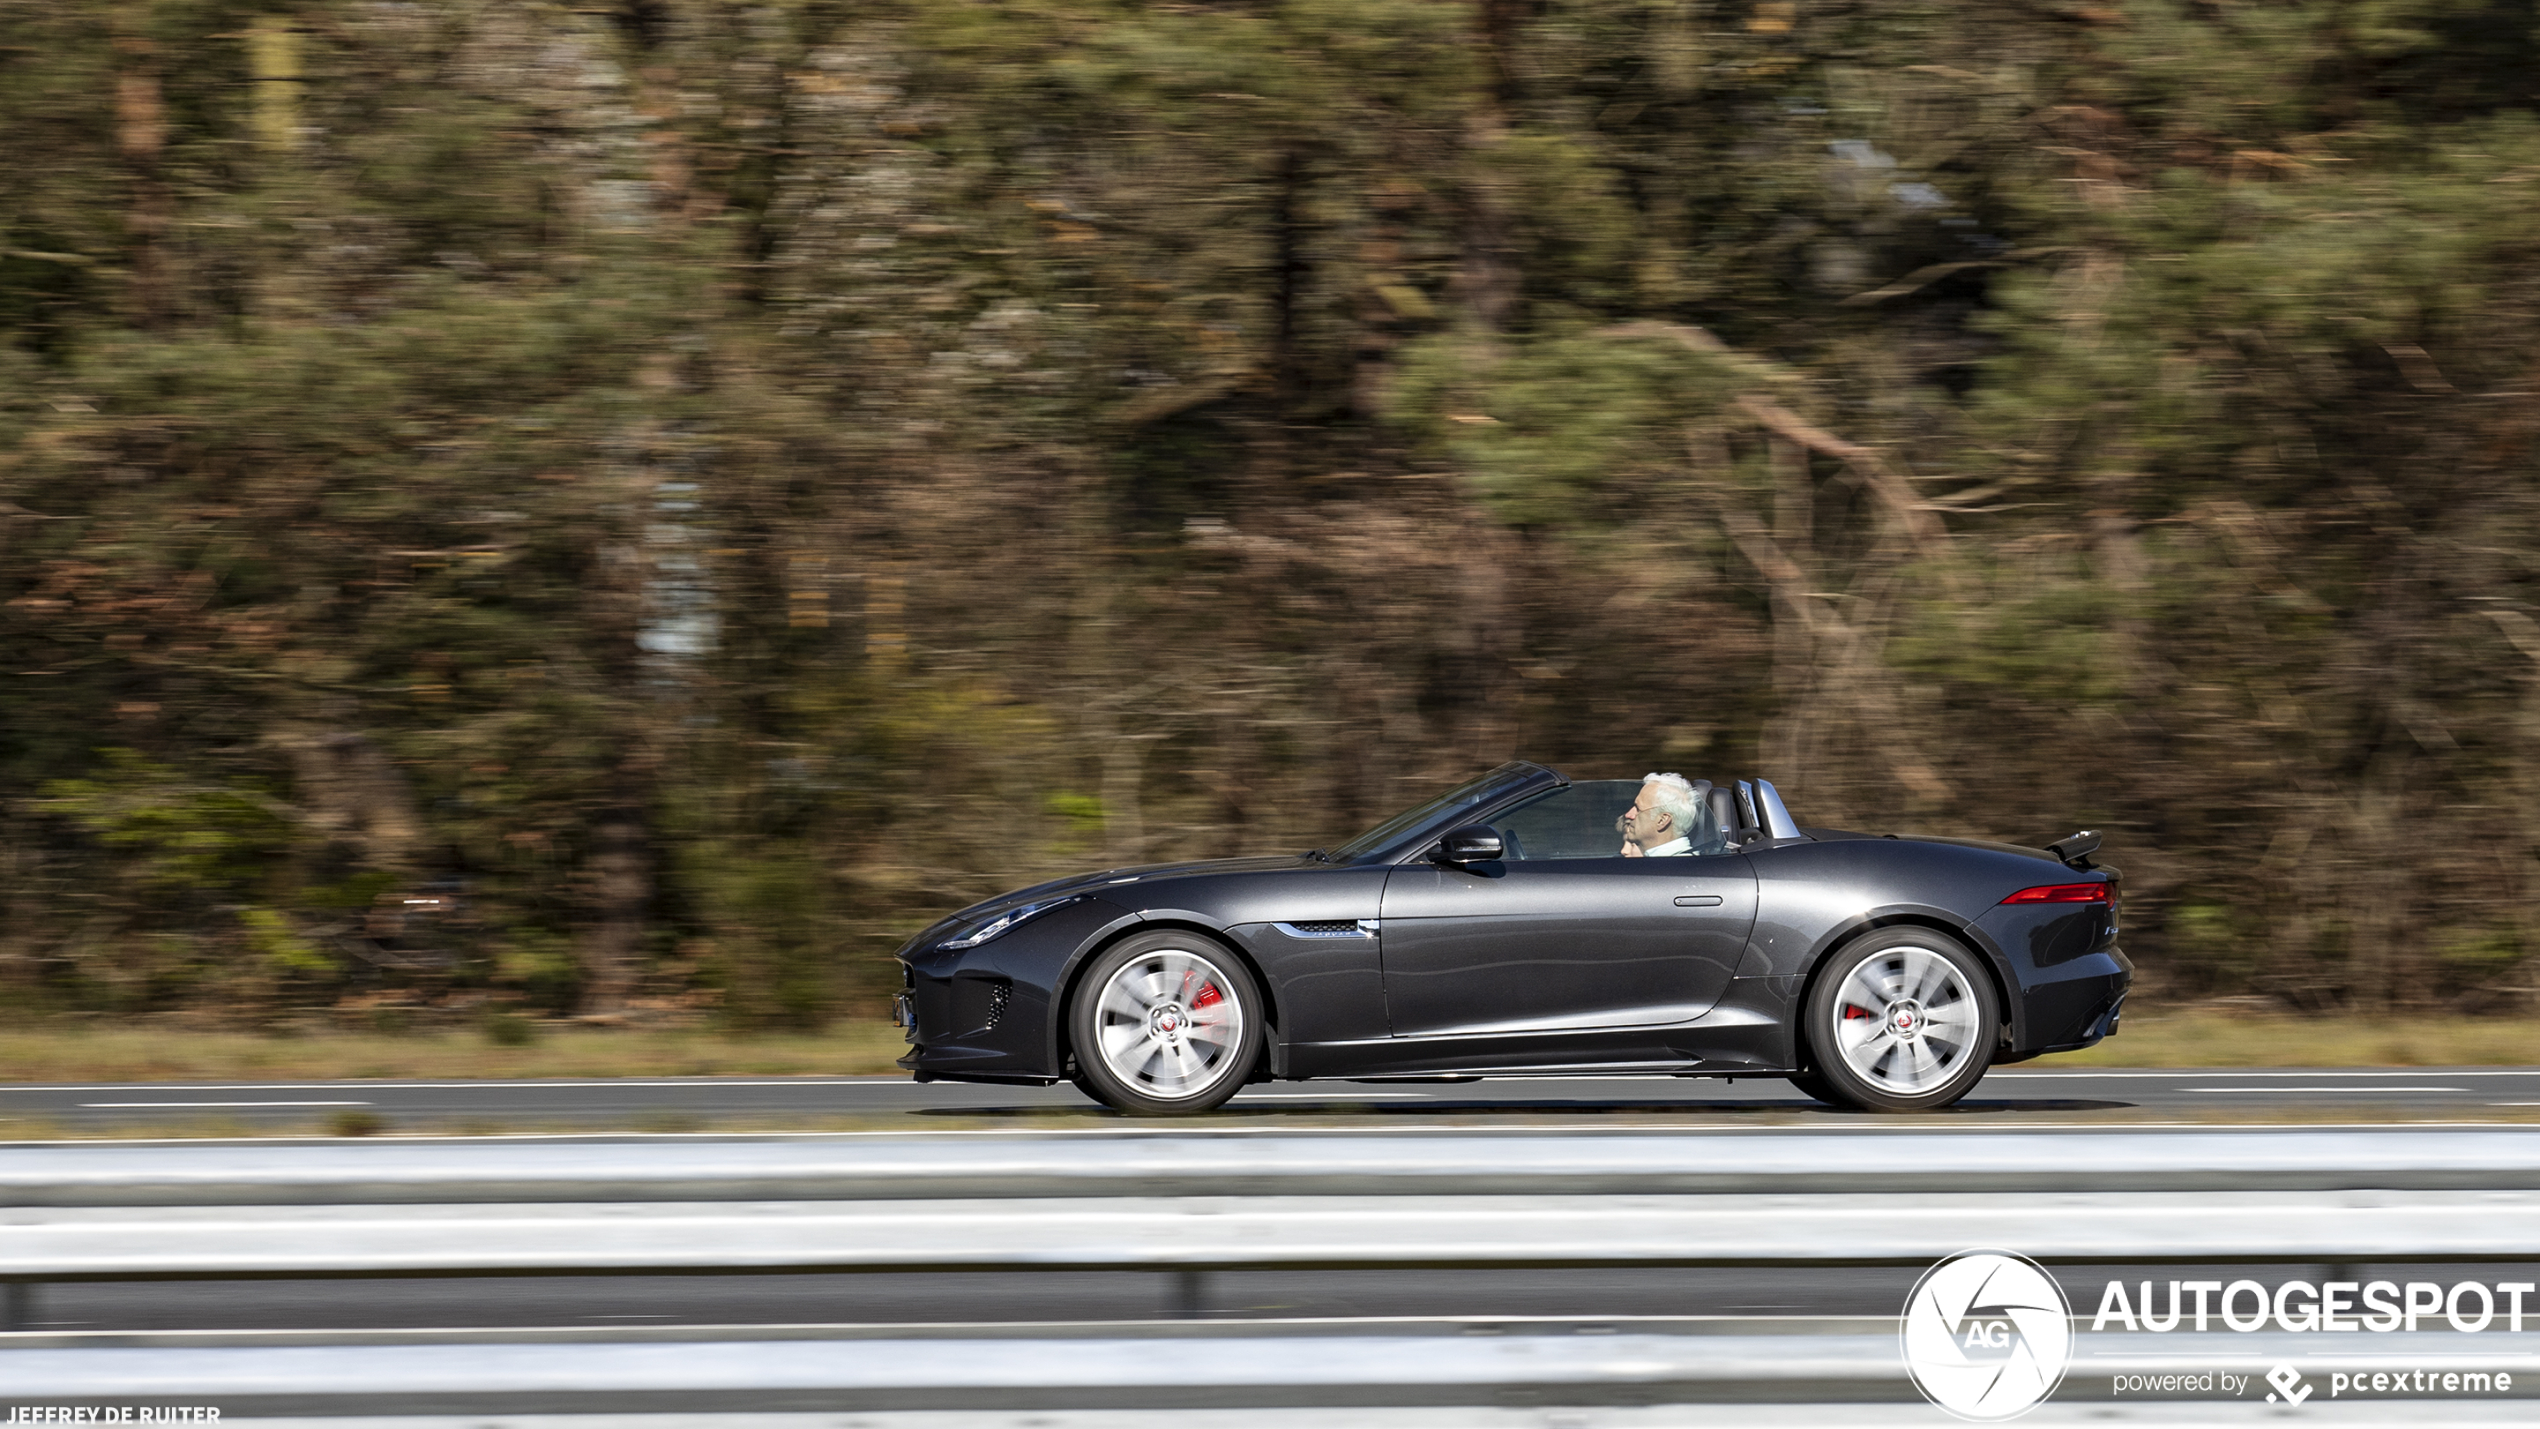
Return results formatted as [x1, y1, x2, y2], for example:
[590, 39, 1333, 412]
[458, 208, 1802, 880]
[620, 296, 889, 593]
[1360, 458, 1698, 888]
[4, 0, 2540, 1026]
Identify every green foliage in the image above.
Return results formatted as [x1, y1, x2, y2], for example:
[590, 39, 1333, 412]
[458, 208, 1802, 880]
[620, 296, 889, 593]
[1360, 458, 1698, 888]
[1044, 791, 1105, 826]
[241, 906, 331, 976]
[481, 1010, 539, 1048]
[1392, 327, 1734, 527]
[1890, 564, 2125, 709]
[2168, 901, 2261, 989]
[493, 930, 580, 1012]
[41, 750, 296, 897]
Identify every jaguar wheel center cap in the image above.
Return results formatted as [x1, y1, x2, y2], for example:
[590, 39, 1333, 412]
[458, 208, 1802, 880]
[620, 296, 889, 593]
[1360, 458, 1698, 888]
[1152, 1005, 1185, 1036]
[1889, 1001, 1922, 1037]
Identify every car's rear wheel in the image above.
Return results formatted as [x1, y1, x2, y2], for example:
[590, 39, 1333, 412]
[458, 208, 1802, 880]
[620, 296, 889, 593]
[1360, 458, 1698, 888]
[1069, 931, 1264, 1116]
[1804, 929, 1998, 1112]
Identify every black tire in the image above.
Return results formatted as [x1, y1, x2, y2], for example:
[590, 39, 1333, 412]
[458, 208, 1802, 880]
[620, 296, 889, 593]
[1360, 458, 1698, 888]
[1068, 931, 1265, 1116]
[1065, 1066, 1104, 1105]
[1803, 928, 1999, 1112]
[1785, 1067, 1843, 1106]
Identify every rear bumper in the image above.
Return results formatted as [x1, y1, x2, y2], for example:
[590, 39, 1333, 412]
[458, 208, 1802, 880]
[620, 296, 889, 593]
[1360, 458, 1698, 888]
[1974, 898, 2133, 1055]
[2020, 948, 2130, 1049]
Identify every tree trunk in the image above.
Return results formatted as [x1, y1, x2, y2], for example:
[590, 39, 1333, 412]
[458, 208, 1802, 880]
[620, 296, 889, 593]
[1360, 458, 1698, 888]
[576, 783, 650, 1018]
[1454, 2, 1526, 333]
[114, 32, 171, 327]
[1765, 436, 1814, 784]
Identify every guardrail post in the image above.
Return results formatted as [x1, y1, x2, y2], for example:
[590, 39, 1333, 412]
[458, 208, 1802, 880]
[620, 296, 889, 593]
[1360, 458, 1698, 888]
[1172, 1268, 1208, 1320]
[3, 1281, 32, 1332]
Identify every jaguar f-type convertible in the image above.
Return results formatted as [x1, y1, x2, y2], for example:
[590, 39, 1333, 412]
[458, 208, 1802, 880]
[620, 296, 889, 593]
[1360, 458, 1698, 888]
[893, 762, 2128, 1114]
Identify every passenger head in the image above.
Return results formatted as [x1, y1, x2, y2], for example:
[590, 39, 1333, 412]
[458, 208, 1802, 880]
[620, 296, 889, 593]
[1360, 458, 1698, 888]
[1621, 772, 1703, 853]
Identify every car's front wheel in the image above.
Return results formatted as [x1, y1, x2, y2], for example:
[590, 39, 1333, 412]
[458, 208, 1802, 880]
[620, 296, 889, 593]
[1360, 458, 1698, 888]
[1068, 931, 1264, 1116]
[1784, 1067, 1842, 1106]
[1804, 929, 1998, 1112]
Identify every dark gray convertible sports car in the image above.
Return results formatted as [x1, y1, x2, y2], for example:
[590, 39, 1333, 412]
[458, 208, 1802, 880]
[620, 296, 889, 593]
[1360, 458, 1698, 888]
[894, 762, 2128, 1114]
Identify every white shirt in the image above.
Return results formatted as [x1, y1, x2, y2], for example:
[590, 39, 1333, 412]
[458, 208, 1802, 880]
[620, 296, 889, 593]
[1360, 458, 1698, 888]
[1642, 836, 1694, 858]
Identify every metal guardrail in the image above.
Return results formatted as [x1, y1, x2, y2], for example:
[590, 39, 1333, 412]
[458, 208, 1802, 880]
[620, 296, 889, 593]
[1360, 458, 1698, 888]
[4, 1329, 2536, 1414]
[7, 1190, 2540, 1281]
[3, 1131, 2539, 1411]
[0, 1131, 2536, 1295]
[5, 1128, 2540, 1205]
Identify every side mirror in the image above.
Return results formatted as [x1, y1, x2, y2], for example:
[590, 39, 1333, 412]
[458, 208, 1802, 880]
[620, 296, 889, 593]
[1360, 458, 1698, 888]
[1434, 825, 1505, 864]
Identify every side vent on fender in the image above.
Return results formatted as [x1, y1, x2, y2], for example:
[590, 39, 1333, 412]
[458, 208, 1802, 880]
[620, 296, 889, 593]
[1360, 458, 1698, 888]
[1274, 920, 1378, 939]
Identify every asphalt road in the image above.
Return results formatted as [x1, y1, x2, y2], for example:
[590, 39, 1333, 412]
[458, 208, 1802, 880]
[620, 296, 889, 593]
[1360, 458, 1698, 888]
[5, 1066, 2538, 1131]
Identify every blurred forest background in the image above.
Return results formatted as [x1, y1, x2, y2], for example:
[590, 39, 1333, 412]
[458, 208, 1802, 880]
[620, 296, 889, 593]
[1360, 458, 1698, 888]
[7, 0, 2540, 1034]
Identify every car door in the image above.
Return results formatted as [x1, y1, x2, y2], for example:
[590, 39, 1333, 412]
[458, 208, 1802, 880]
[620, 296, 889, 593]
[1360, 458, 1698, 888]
[1374, 781, 1758, 1037]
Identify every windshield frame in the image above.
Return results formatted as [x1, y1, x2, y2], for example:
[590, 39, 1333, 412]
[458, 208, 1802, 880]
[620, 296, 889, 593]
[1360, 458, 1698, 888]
[1327, 761, 1566, 864]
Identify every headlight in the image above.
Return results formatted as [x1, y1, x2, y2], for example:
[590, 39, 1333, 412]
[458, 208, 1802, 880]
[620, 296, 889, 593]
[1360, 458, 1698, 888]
[938, 895, 1079, 949]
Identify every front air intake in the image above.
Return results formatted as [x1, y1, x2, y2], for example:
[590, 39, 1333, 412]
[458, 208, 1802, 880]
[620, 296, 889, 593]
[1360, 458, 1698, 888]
[952, 975, 1014, 1035]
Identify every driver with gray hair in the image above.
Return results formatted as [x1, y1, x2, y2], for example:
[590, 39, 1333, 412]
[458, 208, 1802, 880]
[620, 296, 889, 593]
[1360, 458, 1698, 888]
[1619, 772, 1708, 858]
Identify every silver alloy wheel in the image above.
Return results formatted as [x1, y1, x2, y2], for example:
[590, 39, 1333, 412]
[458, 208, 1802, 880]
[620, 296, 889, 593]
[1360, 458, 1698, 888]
[1091, 947, 1248, 1101]
[1828, 944, 1979, 1095]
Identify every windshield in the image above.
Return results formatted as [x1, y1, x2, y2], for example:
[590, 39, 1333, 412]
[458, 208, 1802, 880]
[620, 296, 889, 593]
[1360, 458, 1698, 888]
[1328, 762, 1556, 861]
[1493, 780, 1728, 859]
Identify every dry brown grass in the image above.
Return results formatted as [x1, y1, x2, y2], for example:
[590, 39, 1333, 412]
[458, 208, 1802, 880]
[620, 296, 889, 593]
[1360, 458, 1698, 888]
[2060, 1011, 2540, 1068]
[0, 1022, 911, 1083]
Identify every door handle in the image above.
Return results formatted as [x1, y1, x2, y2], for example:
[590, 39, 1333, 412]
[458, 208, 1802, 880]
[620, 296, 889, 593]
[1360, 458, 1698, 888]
[1673, 895, 1723, 907]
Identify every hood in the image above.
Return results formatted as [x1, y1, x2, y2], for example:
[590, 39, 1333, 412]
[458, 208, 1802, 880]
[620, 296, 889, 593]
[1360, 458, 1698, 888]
[902, 853, 1318, 956]
[993, 853, 1316, 905]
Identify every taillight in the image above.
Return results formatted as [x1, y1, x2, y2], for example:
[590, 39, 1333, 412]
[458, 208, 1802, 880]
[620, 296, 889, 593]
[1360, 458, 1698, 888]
[2001, 882, 2109, 905]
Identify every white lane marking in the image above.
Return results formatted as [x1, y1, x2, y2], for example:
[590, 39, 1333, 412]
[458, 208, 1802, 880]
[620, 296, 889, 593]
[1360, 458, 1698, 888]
[11, 1119, 2538, 1149]
[1235, 1092, 1433, 1100]
[15, 1079, 900, 1093]
[1463, 1075, 1694, 1082]
[1981, 1076, 2540, 1086]
[2180, 1087, 2467, 1094]
[77, 1100, 375, 1109]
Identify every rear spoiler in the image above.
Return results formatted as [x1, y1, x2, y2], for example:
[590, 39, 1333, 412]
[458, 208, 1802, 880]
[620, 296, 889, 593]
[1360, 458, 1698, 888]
[2046, 830, 2102, 870]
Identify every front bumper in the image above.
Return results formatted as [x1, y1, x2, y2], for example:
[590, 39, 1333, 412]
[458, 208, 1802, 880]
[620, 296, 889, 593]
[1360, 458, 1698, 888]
[894, 895, 1130, 1084]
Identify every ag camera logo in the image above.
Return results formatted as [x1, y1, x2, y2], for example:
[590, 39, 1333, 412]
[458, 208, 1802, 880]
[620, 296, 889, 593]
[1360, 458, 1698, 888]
[1903, 1250, 2074, 1420]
